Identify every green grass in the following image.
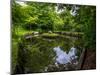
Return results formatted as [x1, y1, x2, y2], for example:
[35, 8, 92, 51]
[16, 27, 33, 37]
[12, 39, 18, 72]
[42, 33, 59, 37]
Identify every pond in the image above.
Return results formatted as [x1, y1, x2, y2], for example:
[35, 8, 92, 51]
[14, 33, 84, 74]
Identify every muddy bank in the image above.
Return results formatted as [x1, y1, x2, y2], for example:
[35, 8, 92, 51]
[81, 49, 96, 70]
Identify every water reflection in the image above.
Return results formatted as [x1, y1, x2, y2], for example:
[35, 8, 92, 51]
[53, 46, 78, 65]
[14, 35, 83, 73]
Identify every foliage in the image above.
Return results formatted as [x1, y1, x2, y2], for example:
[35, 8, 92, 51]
[75, 6, 96, 49]
[12, 1, 96, 73]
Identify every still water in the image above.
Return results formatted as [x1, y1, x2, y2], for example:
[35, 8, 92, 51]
[15, 35, 84, 73]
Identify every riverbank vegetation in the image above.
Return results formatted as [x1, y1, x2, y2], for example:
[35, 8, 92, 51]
[12, 0, 96, 74]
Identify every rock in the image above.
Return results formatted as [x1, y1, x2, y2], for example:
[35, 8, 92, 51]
[46, 63, 78, 72]
[32, 32, 39, 36]
[25, 35, 33, 39]
[33, 32, 39, 35]
[48, 31, 52, 34]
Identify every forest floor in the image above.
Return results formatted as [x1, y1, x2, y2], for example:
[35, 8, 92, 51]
[81, 49, 96, 70]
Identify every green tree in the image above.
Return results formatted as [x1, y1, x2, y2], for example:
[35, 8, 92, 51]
[76, 6, 96, 49]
